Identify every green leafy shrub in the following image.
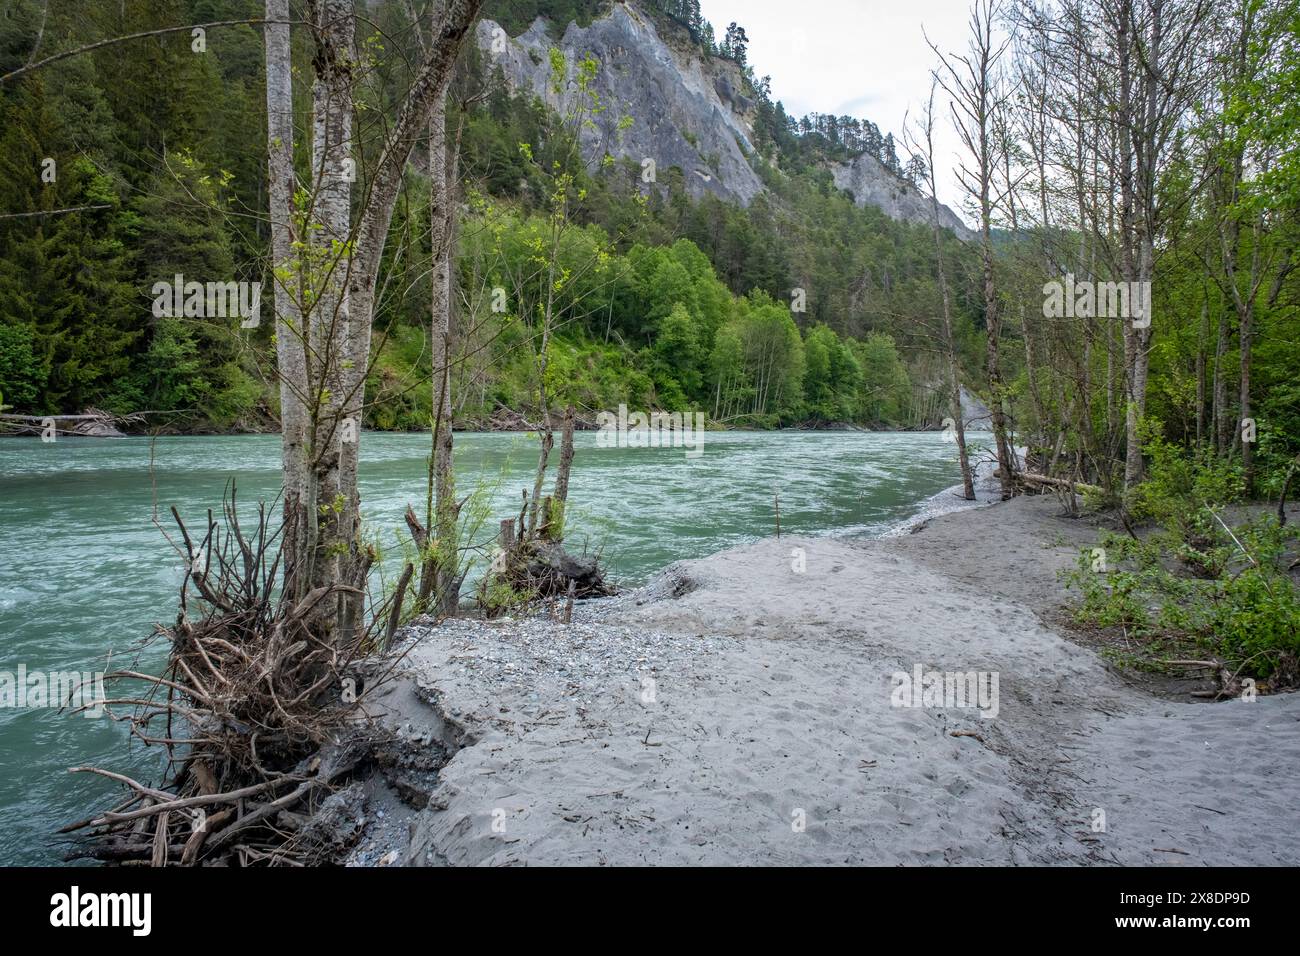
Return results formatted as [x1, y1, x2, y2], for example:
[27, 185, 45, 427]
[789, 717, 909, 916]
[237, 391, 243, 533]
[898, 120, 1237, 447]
[1067, 464, 1300, 682]
[1127, 423, 1244, 524]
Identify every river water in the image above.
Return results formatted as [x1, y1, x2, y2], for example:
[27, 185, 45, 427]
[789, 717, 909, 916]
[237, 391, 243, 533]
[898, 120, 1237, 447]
[0, 430, 963, 864]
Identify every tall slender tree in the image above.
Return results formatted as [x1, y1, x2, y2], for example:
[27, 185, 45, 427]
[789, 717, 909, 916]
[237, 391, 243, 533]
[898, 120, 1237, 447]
[931, 0, 1017, 498]
[263, 0, 484, 642]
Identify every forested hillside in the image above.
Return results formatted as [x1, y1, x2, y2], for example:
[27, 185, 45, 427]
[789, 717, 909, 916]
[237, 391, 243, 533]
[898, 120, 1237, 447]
[0, 0, 977, 432]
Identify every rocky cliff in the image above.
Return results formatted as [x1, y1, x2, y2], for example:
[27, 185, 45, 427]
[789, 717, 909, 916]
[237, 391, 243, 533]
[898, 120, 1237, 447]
[475, 2, 971, 235]
[476, 5, 764, 205]
[831, 151, 974, 239]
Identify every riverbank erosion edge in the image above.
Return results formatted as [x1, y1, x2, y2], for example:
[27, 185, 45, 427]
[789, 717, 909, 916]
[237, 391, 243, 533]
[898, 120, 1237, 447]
[345, 495, 1300, 866]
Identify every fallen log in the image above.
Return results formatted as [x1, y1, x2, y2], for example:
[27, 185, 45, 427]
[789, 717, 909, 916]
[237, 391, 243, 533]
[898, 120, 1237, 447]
[1013, 471, 1102, 496]
[0, 408, 146, 438]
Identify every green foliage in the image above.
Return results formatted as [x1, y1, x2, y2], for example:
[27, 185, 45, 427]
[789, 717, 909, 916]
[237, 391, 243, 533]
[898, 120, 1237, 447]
[1127, 423, 1245, 523]
[849, 332, 911, 424]
[0, 323, 43, 411]
[647, 303, 702, 407]
[802, 324, 863, 422]
[0, 1, 264, 426]
[0, 159, 139, 413]
[0, 1, 988, 432]
[435, 184, 933, 426]
[22, 0, 1297, 458]
[1065, 532, 1158, 630]
[1067, 450, 1300, 682]
[476, 574, 536, 618]
[1222, 0, 1300, 212]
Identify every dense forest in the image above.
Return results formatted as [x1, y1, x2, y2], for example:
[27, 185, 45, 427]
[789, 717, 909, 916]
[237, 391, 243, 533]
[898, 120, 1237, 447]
[0, 0, 975, 434]
[0, 0, 1297, 485]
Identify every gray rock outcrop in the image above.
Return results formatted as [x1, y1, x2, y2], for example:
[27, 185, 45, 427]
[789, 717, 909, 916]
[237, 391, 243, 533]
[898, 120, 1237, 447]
[831, 151, 974, 239]
[476, 6, 764, 205]
[476, 3, 972, 236]
[960, 385, 993, 430]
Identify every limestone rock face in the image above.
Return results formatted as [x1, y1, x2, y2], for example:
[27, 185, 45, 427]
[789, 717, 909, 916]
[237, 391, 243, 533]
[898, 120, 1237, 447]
[476, 6, 764, 205]
[476, 3, 971, 237]
[831, 151, 974, 239]
[960, 385, 993, 431]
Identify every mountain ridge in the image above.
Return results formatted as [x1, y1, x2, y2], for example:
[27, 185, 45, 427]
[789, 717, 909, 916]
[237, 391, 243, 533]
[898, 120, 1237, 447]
[475, 2, 973, 237]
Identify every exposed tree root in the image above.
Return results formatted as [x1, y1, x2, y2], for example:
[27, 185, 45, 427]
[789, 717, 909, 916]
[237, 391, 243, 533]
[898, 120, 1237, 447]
[62, 484, 407, 866]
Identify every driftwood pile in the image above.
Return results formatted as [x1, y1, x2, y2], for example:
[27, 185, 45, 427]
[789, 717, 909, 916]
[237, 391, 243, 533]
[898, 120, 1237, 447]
[62, 485, 397, 866]
[0, 408, 144, 438]
[482, 406, 599, 432]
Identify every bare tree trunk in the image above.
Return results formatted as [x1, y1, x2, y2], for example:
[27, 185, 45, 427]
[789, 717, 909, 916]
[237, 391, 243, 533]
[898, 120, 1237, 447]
[984, 245, 1016, 498]
[547, 404, 576, 540]
[1222, 215, 1261, 492]
[403, 1, 468, 617]
[1216, 1, 1265, 493]
[264, 0, 309, 598]
[1123, 0, 1207, 486]
[307, 0, 361, 639]
[342, 0, 483, 473]
[1195, 299, 1207, 444]
[264, 0, 483, 645]
[1239, 304, 1253, 488]
[1021, 304, 1047, 448]
[916, 80, 974, 499]
[429, 75, 460, 616]
[1117, 0, 1143, 488]
[932, 0, 1016, 499]
[553, 405, 576, 508]
[527, 427, 554, 537]
[526, 206, 563, 537]
[1213, 304, 1231, 453]
[1126, 239, 1153, 488]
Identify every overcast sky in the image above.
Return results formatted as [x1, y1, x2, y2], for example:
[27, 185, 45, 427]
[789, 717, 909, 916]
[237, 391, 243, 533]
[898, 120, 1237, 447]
[696, 0, 976, 221]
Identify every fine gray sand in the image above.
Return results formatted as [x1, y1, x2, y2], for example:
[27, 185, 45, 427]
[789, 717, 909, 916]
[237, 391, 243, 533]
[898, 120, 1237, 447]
[358, 496, 1300, 867]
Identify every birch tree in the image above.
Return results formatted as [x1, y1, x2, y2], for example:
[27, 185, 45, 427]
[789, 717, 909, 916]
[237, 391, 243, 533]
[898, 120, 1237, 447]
[264, 0, 484, 642]
[931, 0, 1018, 498]
[906, 80, 976, 499]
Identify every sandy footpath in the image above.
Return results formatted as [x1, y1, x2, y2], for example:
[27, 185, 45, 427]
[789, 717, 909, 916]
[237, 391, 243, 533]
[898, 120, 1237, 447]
[357, 496, 1300, 866]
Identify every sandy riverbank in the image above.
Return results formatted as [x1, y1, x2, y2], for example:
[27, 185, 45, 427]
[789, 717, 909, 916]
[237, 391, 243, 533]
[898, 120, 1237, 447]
[350, 494, 1300, 866]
